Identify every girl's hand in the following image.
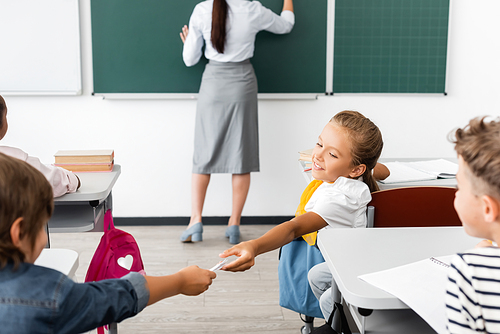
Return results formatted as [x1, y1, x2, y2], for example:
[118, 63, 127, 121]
[177, 265, 216, 296]
[179, 25, 189, 43]
[219, 241, 257, 272]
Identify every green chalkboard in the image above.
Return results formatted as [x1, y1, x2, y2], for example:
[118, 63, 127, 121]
[333, 0, 449, 93]
[91, 0, 327, 95]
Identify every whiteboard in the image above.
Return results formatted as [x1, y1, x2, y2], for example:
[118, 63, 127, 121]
[0, 0, 82, 95]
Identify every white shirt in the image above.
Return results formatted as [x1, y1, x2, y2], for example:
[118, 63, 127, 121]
[305, 177, 372, 229]
[445, 247, 500, 334]
[182, 0, 295, 66]
[0, 146, 79, 198]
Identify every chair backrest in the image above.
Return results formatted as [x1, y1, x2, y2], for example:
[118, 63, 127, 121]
[367, 186, 462, 228]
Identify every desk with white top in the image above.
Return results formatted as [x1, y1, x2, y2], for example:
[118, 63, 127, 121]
[49, 165, 121, 233]
[317, 227, 479, 333]
[35, 248, 79, 279]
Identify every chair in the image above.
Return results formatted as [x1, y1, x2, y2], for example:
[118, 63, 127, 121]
[349, 186, 461, 334]
[367, 186, 461, 228]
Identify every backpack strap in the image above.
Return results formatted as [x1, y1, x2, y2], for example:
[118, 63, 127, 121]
[103, 209, 115, 231]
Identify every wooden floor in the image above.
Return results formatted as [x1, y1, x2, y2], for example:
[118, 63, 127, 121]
[50, 225, 323, 334]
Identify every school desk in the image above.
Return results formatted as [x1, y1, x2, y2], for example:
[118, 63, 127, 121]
[49, 164, 121, 234]
[316, 227, 479, 334]
[35, 248, 79, 279]
[49, 166, 121, 334]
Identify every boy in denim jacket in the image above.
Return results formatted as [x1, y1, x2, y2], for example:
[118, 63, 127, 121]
[0, 153, 215, 333]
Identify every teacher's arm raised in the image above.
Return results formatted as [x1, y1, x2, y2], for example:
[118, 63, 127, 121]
[180, 7, 205, 67]
[282, 0, 294, 13]
[258, 0, 295, 35]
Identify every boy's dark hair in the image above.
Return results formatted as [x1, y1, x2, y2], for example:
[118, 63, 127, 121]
[0, 153, 54, 268]
[0, 95, 5, 128]
[452, 116, 500, 198]
[331, 110, 384, 192]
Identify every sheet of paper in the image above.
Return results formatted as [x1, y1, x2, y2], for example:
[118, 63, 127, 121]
[379, 162, 437, 184]
[358, 255, 453, 334]
[404, 159, 458, 178]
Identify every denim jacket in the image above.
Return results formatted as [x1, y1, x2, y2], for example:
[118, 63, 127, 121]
[0, 262, 149, 334]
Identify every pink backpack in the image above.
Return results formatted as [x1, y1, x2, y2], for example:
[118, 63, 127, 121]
[85, 210, 145, 334]
[85, 209, 145, 282]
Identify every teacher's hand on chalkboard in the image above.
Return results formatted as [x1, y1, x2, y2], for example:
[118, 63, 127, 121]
[179, 25, 189, 44]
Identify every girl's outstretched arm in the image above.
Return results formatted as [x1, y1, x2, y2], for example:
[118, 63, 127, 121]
[220, 212, 327, 272]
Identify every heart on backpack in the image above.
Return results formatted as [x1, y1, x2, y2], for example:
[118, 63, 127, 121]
[117, 254, 134, 270]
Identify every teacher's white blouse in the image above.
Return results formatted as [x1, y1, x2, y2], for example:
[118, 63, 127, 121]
[182, 0, 295, 66]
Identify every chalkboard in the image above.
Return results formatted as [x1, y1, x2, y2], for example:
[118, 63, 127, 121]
[0, 0, 81, 95]
[90, 0, 327, 95]
[333, 0, 450, 94]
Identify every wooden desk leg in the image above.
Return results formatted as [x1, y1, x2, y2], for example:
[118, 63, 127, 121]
[331, 278, 341, 332]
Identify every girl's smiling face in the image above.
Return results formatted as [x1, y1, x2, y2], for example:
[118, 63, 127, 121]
[311, 123, 364, 183]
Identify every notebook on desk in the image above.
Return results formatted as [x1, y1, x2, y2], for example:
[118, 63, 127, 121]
[380, 159, 458, 184]
[358, 255, 453, 334]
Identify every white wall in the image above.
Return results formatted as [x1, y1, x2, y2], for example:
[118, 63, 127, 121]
[2, 1, 499, 218]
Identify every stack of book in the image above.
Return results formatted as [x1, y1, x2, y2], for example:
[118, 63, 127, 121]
[299, 148, 313, 171]
[54, 149, 114, 172]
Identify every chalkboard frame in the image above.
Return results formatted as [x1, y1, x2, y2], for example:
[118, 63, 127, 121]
[91, 0, 450, 98]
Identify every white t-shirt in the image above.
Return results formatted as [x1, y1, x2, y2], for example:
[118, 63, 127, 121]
[0, 146, 79, 198]
[182, 0, 295, 66]
[305, 177, 372, 229]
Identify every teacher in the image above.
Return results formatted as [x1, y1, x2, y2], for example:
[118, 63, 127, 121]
[180, 0, 294, 244]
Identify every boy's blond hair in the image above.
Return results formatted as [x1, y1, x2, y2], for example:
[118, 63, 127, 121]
[452, 116, 500, 198]
[0, 153, 54, 268]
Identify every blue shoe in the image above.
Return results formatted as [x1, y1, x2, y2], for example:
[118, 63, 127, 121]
[225, 225, 240, 244]
[180, 223, 203, 242]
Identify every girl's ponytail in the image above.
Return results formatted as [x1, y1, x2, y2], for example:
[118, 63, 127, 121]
[331, 111, 383, 193]
[362, 167, 379, 193]
[211, 0, 228, 54]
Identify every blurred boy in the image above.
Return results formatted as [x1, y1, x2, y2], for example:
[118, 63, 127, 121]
[0, 152, 215, 333]
[446, 116, 500, 333]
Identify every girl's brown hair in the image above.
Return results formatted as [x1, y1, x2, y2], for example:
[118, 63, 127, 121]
[211, 0, 228, 53]
[331, 110, 384, 192]
[0, 153, 54, 269]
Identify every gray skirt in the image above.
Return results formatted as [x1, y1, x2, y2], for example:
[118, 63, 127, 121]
[193, 59, 259, 174]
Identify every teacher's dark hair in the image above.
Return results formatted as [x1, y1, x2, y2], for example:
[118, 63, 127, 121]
[211, 0, 228, 53]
